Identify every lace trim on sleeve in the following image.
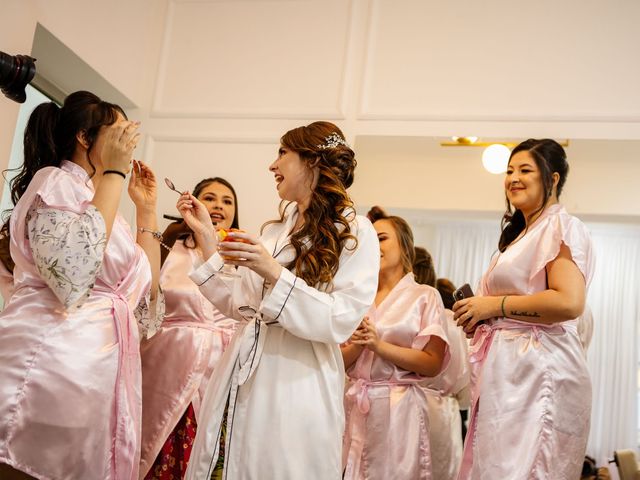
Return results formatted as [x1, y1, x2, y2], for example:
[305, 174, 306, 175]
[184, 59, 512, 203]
[134, 286, 166, 338]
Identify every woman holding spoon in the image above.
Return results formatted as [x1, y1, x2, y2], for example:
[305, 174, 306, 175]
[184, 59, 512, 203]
[178, 122, 380, 480]
[139, 177, 241, 480]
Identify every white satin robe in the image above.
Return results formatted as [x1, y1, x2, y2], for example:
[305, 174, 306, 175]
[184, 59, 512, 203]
[458, 204, 595, 480]
[139, 239, 237, 478]
[185, 204, 380, 480]
[342, 274, 450, 480]
[425, 309, 470, 480]
[0, 161, 151, 480]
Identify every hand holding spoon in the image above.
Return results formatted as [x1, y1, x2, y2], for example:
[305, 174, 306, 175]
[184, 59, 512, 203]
[164, 177, 183, 195]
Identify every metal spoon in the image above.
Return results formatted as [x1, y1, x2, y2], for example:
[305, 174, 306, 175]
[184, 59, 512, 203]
[164, 178, 183, 195]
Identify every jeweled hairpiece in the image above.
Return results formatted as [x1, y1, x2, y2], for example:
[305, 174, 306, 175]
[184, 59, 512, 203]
[317, 132, 349, 150]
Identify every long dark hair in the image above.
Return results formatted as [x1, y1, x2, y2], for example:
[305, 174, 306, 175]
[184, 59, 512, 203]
[160, 177, 240, 265]
[0, 91, 125, 272]
[265, 121, 357, 288]
[498, 139, 569, 252]
[367, 205, 416, 275]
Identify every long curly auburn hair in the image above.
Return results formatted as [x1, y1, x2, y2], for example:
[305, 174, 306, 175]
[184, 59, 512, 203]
[267, 121, 358, 287]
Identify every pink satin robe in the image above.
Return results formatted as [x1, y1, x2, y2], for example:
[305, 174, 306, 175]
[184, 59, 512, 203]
[0, 162, 151, 480]
[139, 239, 237, 478]
[0, 260, 15, 304]
[458, 204, 595, 480]
[343, 273, 450, 480]
[425, 309, 470, 480]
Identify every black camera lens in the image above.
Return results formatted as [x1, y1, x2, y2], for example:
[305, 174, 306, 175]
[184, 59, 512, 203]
[0, 51, 37, 103]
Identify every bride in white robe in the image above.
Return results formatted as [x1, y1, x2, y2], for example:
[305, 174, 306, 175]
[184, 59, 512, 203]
[178, 122, 380, 480]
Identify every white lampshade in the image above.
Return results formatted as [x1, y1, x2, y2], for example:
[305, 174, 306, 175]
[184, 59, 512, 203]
[482, 144, 511, 174]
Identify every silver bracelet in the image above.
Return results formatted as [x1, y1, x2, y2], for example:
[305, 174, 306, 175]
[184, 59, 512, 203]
[138, 227, 171, 251]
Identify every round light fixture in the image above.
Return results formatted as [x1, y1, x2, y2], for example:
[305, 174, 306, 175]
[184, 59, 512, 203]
[482, 144, 510, 174]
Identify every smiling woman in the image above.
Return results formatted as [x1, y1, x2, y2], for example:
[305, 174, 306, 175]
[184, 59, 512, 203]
[454, 138, 595, 479]
[195, 177, 239, 229]
[499, 139, 569, 252]
[139, 175, 240, 479]
[175, 121, 380, 480]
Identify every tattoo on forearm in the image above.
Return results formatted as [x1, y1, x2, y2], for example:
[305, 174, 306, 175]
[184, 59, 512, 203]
[511, 310, 541, 318]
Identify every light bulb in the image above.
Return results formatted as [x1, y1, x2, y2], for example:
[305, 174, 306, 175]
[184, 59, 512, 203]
[482, 144, 510, 174]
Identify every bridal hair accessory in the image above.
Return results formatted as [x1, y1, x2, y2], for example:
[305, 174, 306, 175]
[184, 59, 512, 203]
[317, 132, 349, 150]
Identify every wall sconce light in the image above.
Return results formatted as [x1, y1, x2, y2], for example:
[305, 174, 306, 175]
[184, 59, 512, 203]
[440, 137, 570, 175]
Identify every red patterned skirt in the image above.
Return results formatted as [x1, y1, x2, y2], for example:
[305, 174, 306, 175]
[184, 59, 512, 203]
[145, 403, 197, 479]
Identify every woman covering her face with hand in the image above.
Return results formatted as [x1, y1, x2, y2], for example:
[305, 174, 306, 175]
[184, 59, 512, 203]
[341, 207, 449, 480]
[177, 122, 380, 480]
[0, 91, 160, 480]
[454, 139, 594, 479]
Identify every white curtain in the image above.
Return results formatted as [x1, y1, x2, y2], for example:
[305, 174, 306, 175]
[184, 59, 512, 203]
[425, 218, 640, 467]
[431, 221, 500, 291]
[586, 226, 640, 465]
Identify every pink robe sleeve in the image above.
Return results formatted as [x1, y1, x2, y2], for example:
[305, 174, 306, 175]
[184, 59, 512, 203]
[411, 287, 451, 375]
[529, 213, 595, 286]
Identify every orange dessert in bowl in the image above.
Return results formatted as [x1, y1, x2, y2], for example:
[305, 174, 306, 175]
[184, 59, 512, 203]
[217, 228, 249, 261]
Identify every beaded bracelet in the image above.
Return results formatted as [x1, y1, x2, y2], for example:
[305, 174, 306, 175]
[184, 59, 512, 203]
[138, 227, 172, 251]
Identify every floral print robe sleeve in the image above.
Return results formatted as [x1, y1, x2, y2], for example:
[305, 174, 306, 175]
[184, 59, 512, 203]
[27, 197, 106, 309]
[26, 197, 165, 336]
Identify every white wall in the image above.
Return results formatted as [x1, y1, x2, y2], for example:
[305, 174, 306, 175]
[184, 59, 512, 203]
[0, 0, 168, 171]
[351, 137, 640, 217]
[3, 0, 639, 231]
[138, 0, 640, 233]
